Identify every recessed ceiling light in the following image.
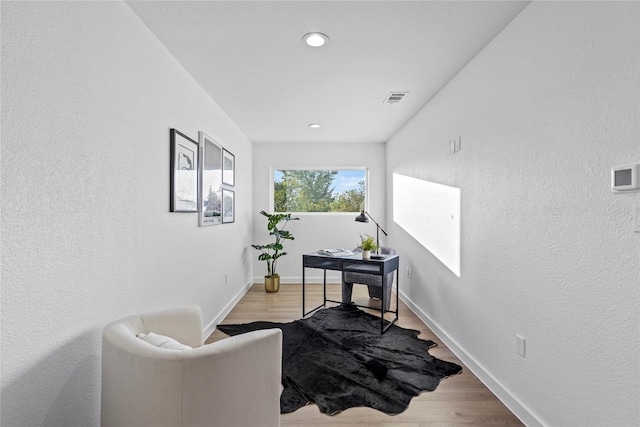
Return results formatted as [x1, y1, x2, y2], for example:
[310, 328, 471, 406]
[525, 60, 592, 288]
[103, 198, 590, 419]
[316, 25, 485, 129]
[303, 33, 329, 48]
[308, 123, 321, 128]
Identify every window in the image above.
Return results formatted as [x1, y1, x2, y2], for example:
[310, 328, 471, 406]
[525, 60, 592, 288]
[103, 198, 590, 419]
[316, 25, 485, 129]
[273, 169, 366, 213]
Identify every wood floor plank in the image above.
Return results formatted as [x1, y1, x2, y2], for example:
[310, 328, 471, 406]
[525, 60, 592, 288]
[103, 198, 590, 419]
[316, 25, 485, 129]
[206, 283, 524, 426]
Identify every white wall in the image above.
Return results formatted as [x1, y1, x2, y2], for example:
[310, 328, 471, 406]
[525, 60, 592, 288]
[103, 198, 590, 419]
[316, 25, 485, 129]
[387, 2, 639, 426]
[252, 143, 386, 283]
[1, 2, 253, 426]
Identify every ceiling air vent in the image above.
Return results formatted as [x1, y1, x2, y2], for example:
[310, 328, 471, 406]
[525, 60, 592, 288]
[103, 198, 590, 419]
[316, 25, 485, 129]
[383, 92, 409, 105]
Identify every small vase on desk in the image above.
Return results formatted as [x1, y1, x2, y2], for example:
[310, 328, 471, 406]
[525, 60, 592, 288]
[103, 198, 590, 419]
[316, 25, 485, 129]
[362, 250, 371, 260]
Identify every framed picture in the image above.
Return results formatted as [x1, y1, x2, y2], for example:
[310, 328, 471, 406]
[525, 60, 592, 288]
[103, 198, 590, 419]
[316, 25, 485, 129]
[170, 129, 198, 212]
[222, 149, 235, 186]
[198, 131, 223, 226]
[222, 188, 235, 223]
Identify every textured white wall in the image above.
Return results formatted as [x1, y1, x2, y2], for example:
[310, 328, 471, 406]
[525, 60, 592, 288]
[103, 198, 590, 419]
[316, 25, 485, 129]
[1, 3, 253, 426]
[387, 2, 639, 426]
[252, 143, 386, 283]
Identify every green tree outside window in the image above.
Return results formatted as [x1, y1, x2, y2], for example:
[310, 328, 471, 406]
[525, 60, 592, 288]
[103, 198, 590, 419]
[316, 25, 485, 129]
[274, 169, 366, 213]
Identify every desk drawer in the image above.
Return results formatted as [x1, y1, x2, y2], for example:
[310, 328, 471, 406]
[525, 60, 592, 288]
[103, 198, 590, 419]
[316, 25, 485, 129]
[342, 262, 382, 274]
[304, 256, 341, 270]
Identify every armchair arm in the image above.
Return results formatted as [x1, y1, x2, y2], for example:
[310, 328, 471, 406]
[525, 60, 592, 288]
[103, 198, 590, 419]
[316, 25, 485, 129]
[182, 329, 282, 427]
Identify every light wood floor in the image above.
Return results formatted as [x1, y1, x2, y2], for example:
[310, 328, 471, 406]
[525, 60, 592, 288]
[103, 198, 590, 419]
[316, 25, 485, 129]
[206, 283, 524, 427]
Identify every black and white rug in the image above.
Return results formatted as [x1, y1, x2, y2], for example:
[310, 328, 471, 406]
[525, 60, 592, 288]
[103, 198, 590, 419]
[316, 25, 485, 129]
[218, 304, 462, 415]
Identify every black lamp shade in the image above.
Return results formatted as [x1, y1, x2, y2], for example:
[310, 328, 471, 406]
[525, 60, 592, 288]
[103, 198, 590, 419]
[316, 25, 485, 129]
[355, 210, 369, 223]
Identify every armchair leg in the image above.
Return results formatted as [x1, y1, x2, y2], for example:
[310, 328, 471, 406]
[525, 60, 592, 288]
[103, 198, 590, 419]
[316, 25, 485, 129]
[342, 282, 354, 305]
[367, 285, 382, 300]
[382, 282, 392, 312]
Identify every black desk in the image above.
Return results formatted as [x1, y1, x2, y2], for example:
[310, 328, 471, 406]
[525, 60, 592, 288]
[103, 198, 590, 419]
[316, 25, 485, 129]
[302, 252, 400, 334]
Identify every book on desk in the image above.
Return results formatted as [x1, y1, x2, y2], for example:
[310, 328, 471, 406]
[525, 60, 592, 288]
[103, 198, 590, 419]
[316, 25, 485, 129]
[317, 248, 354, 257]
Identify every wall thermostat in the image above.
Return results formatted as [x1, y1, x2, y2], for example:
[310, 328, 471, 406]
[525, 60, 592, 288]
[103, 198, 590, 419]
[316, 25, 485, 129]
[611, 163, 639, 192]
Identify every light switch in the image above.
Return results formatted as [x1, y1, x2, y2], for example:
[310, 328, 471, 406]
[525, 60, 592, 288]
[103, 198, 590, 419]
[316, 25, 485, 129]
[634, 205, 640, 233]
[449, 137, 461, 154]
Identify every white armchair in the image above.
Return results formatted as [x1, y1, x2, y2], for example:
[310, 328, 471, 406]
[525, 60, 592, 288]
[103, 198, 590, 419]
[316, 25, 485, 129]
[101, 306, 282, 427]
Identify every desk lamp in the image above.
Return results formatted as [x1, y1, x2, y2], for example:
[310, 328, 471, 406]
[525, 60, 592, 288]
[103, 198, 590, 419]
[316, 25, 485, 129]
[355, 210, 388, 259]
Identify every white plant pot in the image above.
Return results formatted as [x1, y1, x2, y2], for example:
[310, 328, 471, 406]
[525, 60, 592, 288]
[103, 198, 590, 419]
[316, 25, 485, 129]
[362, 250, 371, 260]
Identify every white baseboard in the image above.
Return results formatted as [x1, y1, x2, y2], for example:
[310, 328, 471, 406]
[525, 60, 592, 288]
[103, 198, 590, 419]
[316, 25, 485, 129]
[398, 291, 545, 427]
[203, 279, 253, 339]
[253, 275, 342, 285]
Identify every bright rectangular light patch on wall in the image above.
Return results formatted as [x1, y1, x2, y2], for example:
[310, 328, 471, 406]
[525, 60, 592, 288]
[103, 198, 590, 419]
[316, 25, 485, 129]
[393, 173, 461, 277]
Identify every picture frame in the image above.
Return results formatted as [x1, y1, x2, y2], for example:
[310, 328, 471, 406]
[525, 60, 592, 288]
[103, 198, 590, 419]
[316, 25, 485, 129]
[222, 188, 235, 223]
[222, 148, 235, 186]
[198, 131, 223, 226]
[170, 129, 199, 212]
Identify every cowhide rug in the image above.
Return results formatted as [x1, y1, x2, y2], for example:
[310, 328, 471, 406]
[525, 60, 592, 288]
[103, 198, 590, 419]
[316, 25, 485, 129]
[218, 304, 462, 415]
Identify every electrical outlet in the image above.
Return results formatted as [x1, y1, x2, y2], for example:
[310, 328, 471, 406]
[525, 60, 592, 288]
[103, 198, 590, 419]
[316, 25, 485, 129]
[516, 335, 526, 358]
[406, 267, 412, 279]
[225, 273, 228, 284]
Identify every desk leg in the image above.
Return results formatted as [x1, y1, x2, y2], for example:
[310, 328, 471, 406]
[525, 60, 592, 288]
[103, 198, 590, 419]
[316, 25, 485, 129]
[380, 268, 399, 334]
[302, 266, 326, 317]
[381, 285, 385, 333]
[323, 269, 327, 307]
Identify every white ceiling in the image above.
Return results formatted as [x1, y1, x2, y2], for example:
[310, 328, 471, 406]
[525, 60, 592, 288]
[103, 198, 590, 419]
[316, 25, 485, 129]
[127, 1, 530, 144]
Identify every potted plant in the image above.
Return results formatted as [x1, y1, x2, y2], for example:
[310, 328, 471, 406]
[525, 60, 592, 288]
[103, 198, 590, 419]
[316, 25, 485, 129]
[357, 234, 379, 260]
[252, 211, 300, 292]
